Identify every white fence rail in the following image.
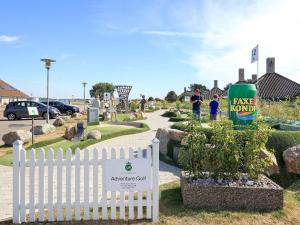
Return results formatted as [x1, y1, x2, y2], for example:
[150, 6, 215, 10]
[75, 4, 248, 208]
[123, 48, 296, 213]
[13, 139, 159, 223]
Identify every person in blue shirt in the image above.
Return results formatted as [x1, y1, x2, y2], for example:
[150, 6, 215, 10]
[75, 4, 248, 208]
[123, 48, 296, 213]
[209, 94, 219, 120]
[190, 89, 203, 120]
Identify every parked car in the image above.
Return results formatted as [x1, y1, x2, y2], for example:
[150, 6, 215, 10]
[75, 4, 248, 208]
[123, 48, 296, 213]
[4, 101, 60, 120]
[41, 101, 80, 115]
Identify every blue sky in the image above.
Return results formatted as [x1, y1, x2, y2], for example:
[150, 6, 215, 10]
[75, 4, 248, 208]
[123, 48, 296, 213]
[1, 0, 299, 99]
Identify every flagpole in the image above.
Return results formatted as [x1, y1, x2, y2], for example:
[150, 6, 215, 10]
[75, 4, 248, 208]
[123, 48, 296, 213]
[256, 44, 259, 77]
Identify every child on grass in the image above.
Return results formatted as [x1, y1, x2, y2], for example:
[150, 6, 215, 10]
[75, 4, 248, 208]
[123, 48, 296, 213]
[209, 94, 219, 120]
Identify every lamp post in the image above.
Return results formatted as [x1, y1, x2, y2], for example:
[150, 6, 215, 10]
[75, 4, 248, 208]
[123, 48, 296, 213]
[82, 82, 87, 111]
[41, 58, 56, 123]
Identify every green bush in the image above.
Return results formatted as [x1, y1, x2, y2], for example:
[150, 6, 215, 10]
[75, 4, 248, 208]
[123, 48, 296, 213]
[266, 131, 300, 166]
[169, 117, 188, 122]
[171, 122, 187, 131]
[178, 119, 272, 179]
[162, 111, 177, 118]
[130, 100, 138, 112]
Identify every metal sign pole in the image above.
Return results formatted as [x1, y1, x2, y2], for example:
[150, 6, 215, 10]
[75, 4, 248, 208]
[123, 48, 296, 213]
[32, 117, 34, 145]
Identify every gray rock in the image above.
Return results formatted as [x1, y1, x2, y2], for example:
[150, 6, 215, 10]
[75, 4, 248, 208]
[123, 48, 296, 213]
[87, 130, 101, 140]
[173, 146, 181, 162]
[283, 145, 300, 174]
[2, 130, 32, 146]
[168, 129, 184, 142]
[53, 117, 65, 127]
[71, 113, 81, 118]
[260, 149, 279, 176]
[155, 128, 170, 155]
[31, 124, 56, 135]
[64, 126, 76, 140]
[60, 116, 71, 121]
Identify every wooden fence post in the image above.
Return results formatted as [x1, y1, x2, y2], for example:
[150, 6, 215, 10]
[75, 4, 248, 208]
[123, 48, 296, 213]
[152, 138, 160, 222]
[13, 140, 23, 224]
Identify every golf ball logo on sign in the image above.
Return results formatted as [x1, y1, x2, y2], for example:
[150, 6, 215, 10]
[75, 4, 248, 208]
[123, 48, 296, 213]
[104, 158, 151, 191]
[125, 162, 132, 171]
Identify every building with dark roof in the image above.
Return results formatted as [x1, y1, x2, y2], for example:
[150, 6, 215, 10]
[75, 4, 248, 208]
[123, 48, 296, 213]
[0, 79, 29, 105]
[255, 58, 300, 99]
[203, 80, 226, 100]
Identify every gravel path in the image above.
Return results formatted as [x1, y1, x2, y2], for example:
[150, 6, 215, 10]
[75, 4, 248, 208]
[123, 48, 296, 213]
[0, 110, 181, 221]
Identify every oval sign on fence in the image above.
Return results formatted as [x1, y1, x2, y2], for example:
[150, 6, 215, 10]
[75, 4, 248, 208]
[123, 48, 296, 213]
[104, 159, 152, 191]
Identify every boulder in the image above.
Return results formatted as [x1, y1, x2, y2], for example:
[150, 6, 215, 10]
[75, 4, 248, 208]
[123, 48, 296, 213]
[283, 145, 300, 174]
[260, 149, 279, 176]
[155, 128, 170, 155]
[64, 126, 76, 140]
[31, 124, 56, 135]
[60, 116, 71, 122]
[71, 113, 81, 118]
[53, 117, 65, 127]
[87, 130, 101, 140]
[2, 130, 32, 146]
[168, 129, 184, 142]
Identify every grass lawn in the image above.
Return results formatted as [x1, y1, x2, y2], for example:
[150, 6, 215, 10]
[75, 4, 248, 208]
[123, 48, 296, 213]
[0, 180, 299, 225]
[0, 124, 149, 166]
[157, 181, 300, 225]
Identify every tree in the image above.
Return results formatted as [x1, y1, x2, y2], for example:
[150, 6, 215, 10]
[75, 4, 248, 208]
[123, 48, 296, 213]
[189, 83, 209, 93]
[223, 82, 232, 91]
[148, 96, 154, 101]
[165, 91, 178, 102]
[89, 82, 115, 99]
[155, 97, 162, 102]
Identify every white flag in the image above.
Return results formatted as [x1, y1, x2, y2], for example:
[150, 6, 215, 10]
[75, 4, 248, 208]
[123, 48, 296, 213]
[251, 45, 258, 63]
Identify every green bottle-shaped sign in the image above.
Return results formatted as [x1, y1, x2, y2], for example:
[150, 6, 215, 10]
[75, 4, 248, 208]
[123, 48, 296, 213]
[228, 83, 257, 126]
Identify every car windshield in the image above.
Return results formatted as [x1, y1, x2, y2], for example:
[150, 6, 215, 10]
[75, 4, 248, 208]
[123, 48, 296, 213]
[38, 102, 47, 107]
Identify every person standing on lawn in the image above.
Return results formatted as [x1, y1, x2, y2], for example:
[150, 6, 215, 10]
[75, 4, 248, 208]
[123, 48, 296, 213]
[209, 94, 219, 120]
[140, 95, 147, 113]
[190, 89, 203, 120]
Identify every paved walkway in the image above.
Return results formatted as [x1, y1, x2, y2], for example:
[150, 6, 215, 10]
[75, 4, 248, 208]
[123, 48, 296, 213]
[0, 110, 181, 221]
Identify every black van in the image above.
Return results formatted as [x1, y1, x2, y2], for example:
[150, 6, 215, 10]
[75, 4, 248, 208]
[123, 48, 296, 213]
[41, 101, 79, 115]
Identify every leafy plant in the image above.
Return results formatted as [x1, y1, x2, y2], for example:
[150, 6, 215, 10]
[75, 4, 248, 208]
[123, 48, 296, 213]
[178, 119, 272, 179]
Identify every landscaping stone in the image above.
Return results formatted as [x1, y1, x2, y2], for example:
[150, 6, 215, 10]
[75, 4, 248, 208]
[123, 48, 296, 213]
[283, 145, 300, 174]
[260, 149, 279, 176]
[60, 115, 71, 121]
[31, 124, 56, 135]
[168, 129, 184, 142]
[181, 171, 283, 210]
[2, 130, 32, 146]
[155, 128, 169, 155]
[64, 126, 76, 140]
[71, 112, 81, 118]
[173, 146, 181, 162]
[87, 130, 101, 140]
[53, 117, 65, 127]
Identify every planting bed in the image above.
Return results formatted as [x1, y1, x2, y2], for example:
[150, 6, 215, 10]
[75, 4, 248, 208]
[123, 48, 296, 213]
[181, 171, 283, 211]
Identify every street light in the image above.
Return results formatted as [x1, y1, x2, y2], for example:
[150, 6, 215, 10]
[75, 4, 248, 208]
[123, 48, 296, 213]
[41, 58, 56, 123]
[82, 82, 87, 111]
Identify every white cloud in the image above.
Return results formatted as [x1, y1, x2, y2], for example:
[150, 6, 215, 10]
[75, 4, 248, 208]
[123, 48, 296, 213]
[183, 0, 300, 88]
[0, 35, 20, 43]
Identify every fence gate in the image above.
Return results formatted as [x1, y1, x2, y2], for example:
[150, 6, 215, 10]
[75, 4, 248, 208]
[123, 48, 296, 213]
[12, 139, 159, 223]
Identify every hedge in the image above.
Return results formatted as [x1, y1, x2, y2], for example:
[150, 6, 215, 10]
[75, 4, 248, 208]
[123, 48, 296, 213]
[266, 130, 300, 166]
[161, 111, 177, 118]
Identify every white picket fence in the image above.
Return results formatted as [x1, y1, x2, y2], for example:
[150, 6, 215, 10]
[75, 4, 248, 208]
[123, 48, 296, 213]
[12, 139, 159, 223]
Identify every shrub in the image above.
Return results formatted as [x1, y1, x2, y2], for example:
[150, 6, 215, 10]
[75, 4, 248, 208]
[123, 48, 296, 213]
[162, 111, 177, 118]
[179, 119, 272, 179]
[130, 100, 138, 112]
[169, 117, 188, 122]
[171, 122, 187, 131]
